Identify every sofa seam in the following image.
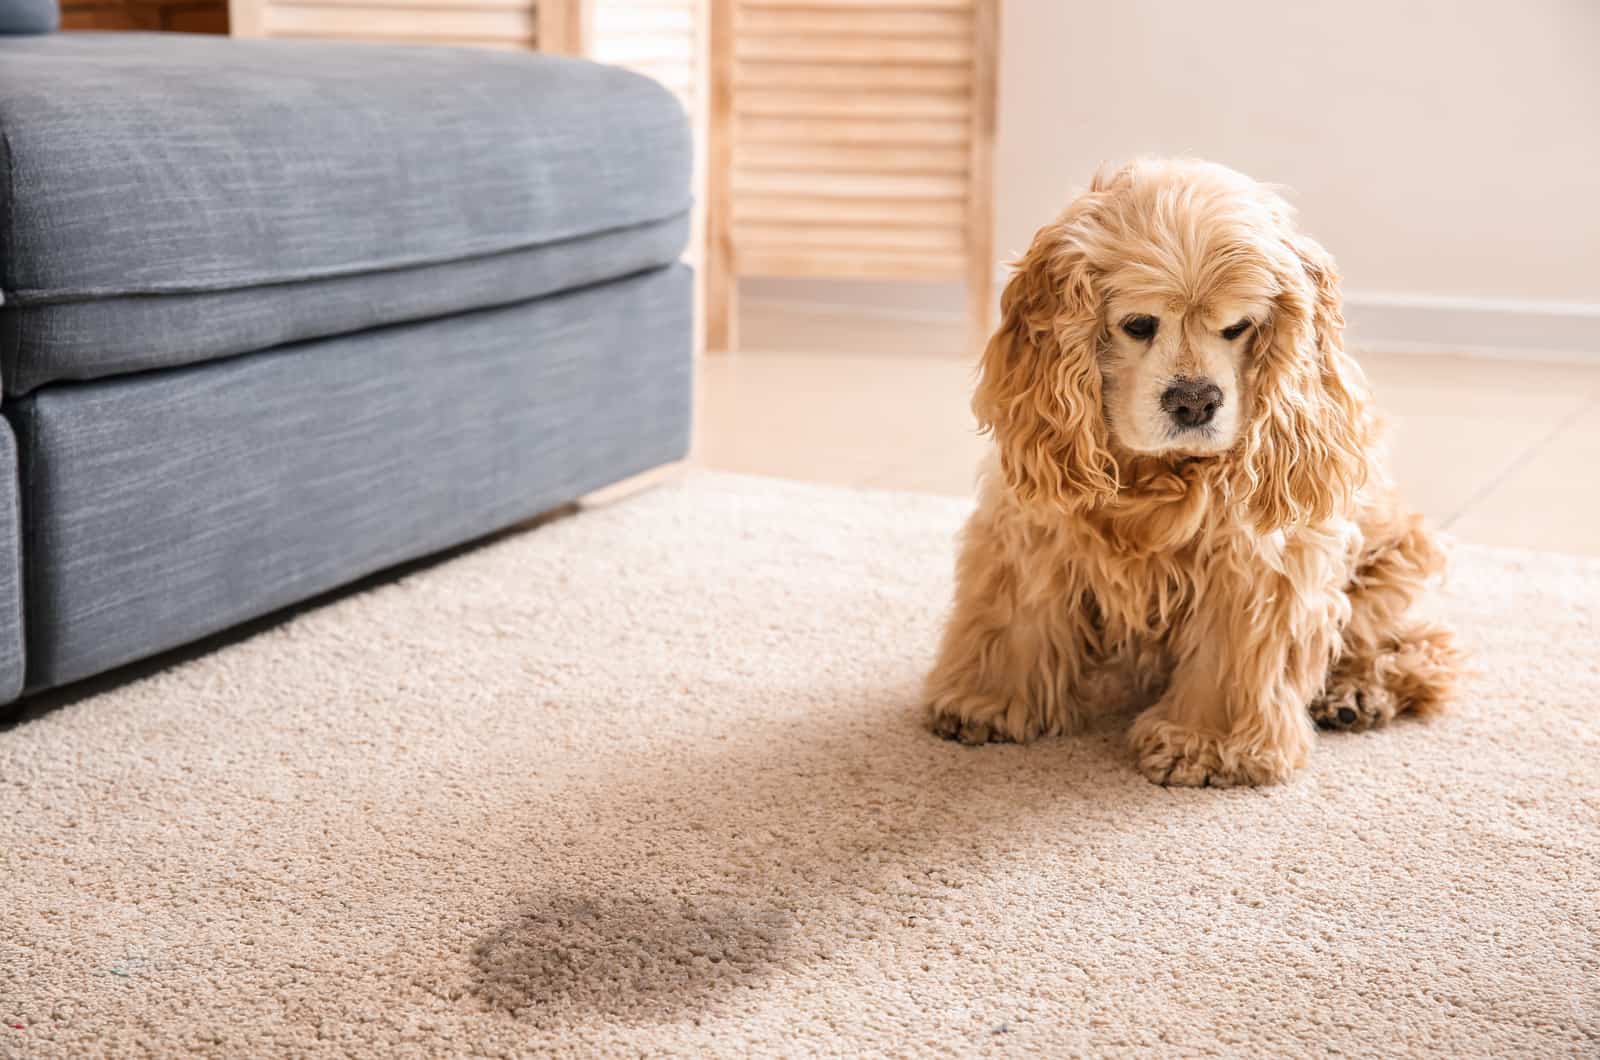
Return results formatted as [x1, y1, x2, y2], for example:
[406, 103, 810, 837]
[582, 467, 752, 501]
[3, 204, 697, 307]
[0, 116, 13, 301]
[1, 116, 19, 398]
[1, 308, 18, 404]
[2, 399, 38, 697]
[4, 256, 690, 399]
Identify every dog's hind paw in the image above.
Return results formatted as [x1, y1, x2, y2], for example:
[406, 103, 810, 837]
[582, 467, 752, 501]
[1309, 681, 1395, 733]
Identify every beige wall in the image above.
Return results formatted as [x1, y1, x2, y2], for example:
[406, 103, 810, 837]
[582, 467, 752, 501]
[996, 0, 1600, 305]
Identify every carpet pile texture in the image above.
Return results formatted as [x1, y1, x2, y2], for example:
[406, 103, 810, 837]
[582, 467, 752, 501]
[2, 473, 1596, 1057]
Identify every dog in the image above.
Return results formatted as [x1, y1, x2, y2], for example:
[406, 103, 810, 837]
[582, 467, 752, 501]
[924, 158, 1463, 787]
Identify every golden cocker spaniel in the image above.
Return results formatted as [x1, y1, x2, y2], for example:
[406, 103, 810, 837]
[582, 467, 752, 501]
[926, 158, 1463, 786]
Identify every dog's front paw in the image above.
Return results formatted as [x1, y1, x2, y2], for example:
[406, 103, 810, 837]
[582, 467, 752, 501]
[929, 710, 1007, 746]
[926, 691, 1040, 746]
[1129, 707, 1300, 788]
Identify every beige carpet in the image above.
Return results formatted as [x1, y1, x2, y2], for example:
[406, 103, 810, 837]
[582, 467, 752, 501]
[2, 473, 1596, 1058]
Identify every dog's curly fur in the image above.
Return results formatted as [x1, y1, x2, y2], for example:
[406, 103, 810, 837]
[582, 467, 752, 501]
[925, 158, 1464, 786]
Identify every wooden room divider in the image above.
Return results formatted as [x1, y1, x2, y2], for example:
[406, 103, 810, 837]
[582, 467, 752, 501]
[704, 0, 998, 354]
[224, 0, 995, 357]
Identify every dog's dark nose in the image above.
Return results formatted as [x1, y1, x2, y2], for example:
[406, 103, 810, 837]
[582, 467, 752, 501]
[1160, 377, 1224, 429]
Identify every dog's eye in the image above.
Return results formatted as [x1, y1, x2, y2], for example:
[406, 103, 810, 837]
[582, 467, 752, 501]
[1221, 319, 1252, 341]
[1121, 315, 1158, 341]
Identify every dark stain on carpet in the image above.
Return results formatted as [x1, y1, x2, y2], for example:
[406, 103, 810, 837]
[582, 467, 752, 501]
[469, 891, 794, 1025]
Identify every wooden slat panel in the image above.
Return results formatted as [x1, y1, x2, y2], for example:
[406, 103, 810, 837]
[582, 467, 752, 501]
[742, 0, 972, 10]
[67, 0, 228, 30]
[735, 194, 965, 226]
[591, 4, 690, 31]
[738, 114, 968, 147]
[267, 27, 533, 45]
[734, 171, 966, 199]
[738, 222, 966, 252]
[737, 33, 970, 63]
[737, 7, 970, 37]
[449, 34, 531, 47]
[265, 3, 533, 38]
[602, 61, 694, 94]
[711, 0, 998, 347]
[734, 61, 970, 92]
[738, 249, 967, 280]
[590, 35, 696, 64]
[274, 0, 528, 10]
[62, 0, 156, 28]
[737, 141, 969, 175]
[739, 115, 969, 148]
[165, 4, 230, 29]
[738, 89, 969, 120]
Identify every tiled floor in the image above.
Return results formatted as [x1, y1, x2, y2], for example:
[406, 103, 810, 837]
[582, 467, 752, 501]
[692, 302, 1600, 557]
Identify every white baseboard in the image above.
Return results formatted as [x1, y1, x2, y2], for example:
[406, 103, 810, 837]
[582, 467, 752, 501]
[740, 274, 1600, 363]
[1341, 291, 1600, 362]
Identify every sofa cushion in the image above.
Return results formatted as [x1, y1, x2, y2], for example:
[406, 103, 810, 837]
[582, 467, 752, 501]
[0, 34, 691, 394]
[11, 264, 691, 691]
[0, 0, 56, 34]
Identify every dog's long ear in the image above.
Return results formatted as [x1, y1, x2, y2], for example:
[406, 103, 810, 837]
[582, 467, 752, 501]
[1236, 233, 1372, 531]
[973, 212, 1118, 513]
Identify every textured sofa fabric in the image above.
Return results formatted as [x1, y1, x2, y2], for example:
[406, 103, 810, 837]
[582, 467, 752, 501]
[0, 421, 21, 702]
[3, 214, 690, 394]
[0, 34, 693, 701]
[10, 265, 692, 690]
[0, 33, 692, 393]
[0, 0, 56, 33]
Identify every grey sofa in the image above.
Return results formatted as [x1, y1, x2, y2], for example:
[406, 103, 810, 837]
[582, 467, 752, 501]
[0, 32, 693, 702]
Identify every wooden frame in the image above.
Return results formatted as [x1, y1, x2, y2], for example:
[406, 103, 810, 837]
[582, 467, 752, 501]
[964, 0, 997, 357]
[231, 0, 581, 53]
[704, 0, 1000, 355]
[536, 0, 586, 52]
[226, 0, 261, 36]
[704, 0, 737, 353]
